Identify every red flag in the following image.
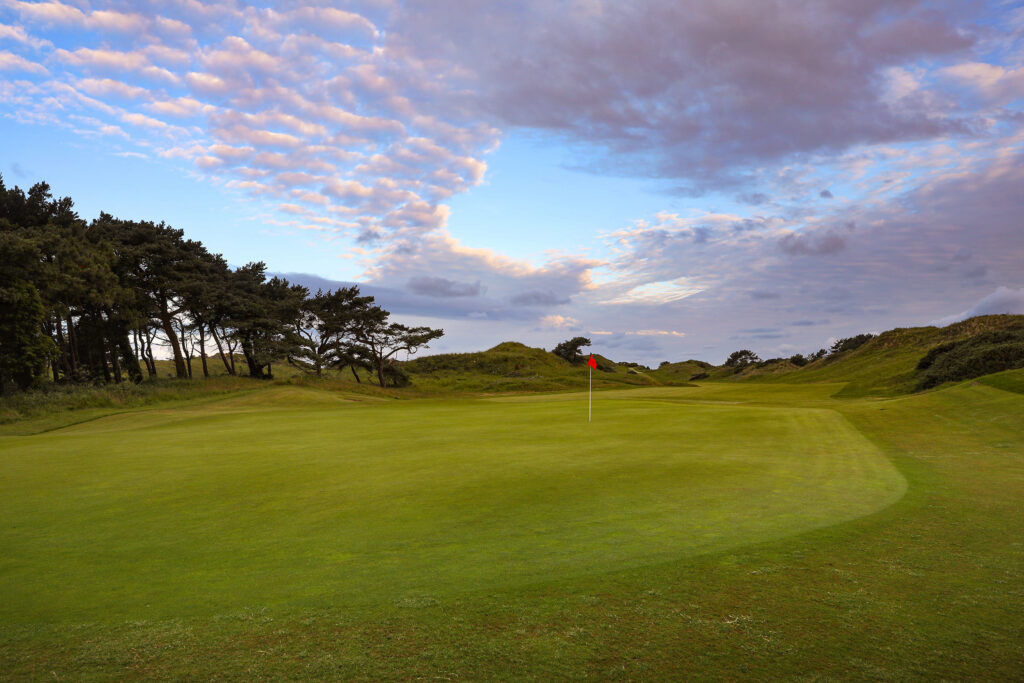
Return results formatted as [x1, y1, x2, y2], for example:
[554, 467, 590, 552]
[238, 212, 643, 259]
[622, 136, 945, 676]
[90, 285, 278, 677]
[587, 354, 597, 369]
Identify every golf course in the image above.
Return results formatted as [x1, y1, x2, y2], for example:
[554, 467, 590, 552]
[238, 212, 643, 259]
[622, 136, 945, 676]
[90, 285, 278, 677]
[2, 365, 1023, 678]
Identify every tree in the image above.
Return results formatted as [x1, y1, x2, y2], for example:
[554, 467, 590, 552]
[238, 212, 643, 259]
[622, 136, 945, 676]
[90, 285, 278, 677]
[830, 334, 874, 354]
[91, 215, 211, 379]
[287, 287, 376, 377]
[0, 279, 57, 392]
[553, 336, 591, 363]
[788, 353, 809, 367]
[725, 349, 760, 370]
[351, 306, 444, 387]
[228, 267, 307, 379]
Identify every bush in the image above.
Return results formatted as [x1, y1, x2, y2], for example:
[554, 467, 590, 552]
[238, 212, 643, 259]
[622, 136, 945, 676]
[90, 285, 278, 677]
[725, 350, 760, 369]
[830, 334, 874, 354]
[916, 330, 1024, 390]
[552, 336, 591, 364]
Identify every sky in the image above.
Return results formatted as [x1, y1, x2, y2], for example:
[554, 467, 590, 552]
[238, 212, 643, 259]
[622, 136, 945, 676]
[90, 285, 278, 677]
[2, 0, 1024, 364]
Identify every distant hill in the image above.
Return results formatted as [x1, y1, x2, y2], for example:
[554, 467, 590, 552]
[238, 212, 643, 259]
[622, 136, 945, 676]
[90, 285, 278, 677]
[402, 341, 693, 393]
[653, 360, 714, 381]
[728, 314, 1024, 396]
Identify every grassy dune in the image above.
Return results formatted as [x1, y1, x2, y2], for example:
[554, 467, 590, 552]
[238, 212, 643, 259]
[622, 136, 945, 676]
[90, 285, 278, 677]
[1, 377, 1023, 678]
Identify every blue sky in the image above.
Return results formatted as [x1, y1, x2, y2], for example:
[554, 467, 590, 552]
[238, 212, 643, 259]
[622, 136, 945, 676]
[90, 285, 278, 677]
[2, 0, 1023, 364]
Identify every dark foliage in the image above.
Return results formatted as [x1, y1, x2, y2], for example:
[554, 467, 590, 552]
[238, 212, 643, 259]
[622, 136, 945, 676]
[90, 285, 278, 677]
[830, 334, 874, 354]
[725, 349, 760, 370]
[0, 175, 440, 392]
[789, 354, 809, 367]
[916, 330, 1024, 390]
[552, 336, 591, 364]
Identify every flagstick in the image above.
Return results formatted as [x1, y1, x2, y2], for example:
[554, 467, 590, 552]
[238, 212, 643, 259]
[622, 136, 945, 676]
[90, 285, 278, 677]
[589, 364, 592, 423]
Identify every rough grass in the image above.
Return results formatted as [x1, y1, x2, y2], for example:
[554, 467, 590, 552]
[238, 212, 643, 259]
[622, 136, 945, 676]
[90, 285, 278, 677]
[0, 375, 257, 430]
[2, 380, 1023, 678]
[740, 314, 1024, 397]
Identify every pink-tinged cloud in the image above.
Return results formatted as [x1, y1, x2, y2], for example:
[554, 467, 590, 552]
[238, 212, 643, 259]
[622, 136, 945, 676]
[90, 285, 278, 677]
[392, 0, 977, 187]
[147, 96, 205, 117]
[55, 46, 180, 83]
[152, 16, 192, 40]
[0, 49, 47, 73]
[87, 10, 147, 33]
[0, 21, 50, 48]
[6, 1, 85, 25]
[76, 77, 148, 99]
[323, 178, 374, 201]
[212, 124, 303, 148]
[263, 6, 378, 39]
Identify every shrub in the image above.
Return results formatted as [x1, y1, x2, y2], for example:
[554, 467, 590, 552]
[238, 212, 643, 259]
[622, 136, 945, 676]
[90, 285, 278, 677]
[725, 350, 760, 369]
[830, 334, 874, 354]
[916, 330, 1024, 390]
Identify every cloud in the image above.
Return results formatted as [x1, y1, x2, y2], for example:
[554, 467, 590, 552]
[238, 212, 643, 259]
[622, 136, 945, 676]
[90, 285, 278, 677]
[540, 315, 579, 330]
[942, 61, 1024, 105]
[0, 50, 47, 74]
[0, 22, 51, 49]
[777, 230, 848, 256]
[511, 290, 570, 306]
[393, 0, 975, 187]
[407, 276, 484, 298]
[4, 0, 1023, 368]
[76, 77, 148, 99]
[934, 287, 1024, 326]
[633, 330, 685, 337]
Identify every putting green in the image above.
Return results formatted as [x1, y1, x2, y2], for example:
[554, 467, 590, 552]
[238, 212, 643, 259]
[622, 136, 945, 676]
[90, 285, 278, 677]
[0, 386, 904, 625]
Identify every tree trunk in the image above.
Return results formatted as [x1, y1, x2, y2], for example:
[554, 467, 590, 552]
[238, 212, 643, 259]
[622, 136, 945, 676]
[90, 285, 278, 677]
[56, 319, 71, 380]
[110, 337, 122, 383]
[98, 343, 112, 383]
[198, 325, 210, 378]
[242, 335, 261, 378]
[143, 327, 157, 377]
[349, 364, 361, 383]
[209, 326, 234, 375]
[118, 332, 144, 383]
[376, 357, 386, 388]
[66, 315, 79, 377]
[157, 294, 187, 378]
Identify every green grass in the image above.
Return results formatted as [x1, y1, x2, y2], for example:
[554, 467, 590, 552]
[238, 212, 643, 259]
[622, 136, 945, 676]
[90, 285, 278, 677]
[735, 314, 1024, 396]
[2, 380, 1023, 678]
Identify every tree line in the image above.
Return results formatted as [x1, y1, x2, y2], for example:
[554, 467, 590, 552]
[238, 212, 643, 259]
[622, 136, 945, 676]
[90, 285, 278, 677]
[0, 176, 443, 393]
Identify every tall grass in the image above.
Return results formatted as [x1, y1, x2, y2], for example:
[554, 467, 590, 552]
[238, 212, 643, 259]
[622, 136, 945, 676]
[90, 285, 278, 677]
[0, 375, 256, 424]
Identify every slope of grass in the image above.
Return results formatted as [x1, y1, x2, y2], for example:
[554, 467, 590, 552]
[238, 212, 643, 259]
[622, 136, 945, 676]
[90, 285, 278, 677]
[0, 385, 903, 627]
[2, 380, 1023, 678]
[3, 379, 1024, 677]
[649, 359, 713, 381]
[0, 375, 258, 429]
[742, 314, 1024, 396]
[402, 341, 676, 392]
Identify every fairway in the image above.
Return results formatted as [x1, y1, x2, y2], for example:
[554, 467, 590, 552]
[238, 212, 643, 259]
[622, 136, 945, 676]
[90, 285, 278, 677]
[0, 386, 904, 626]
